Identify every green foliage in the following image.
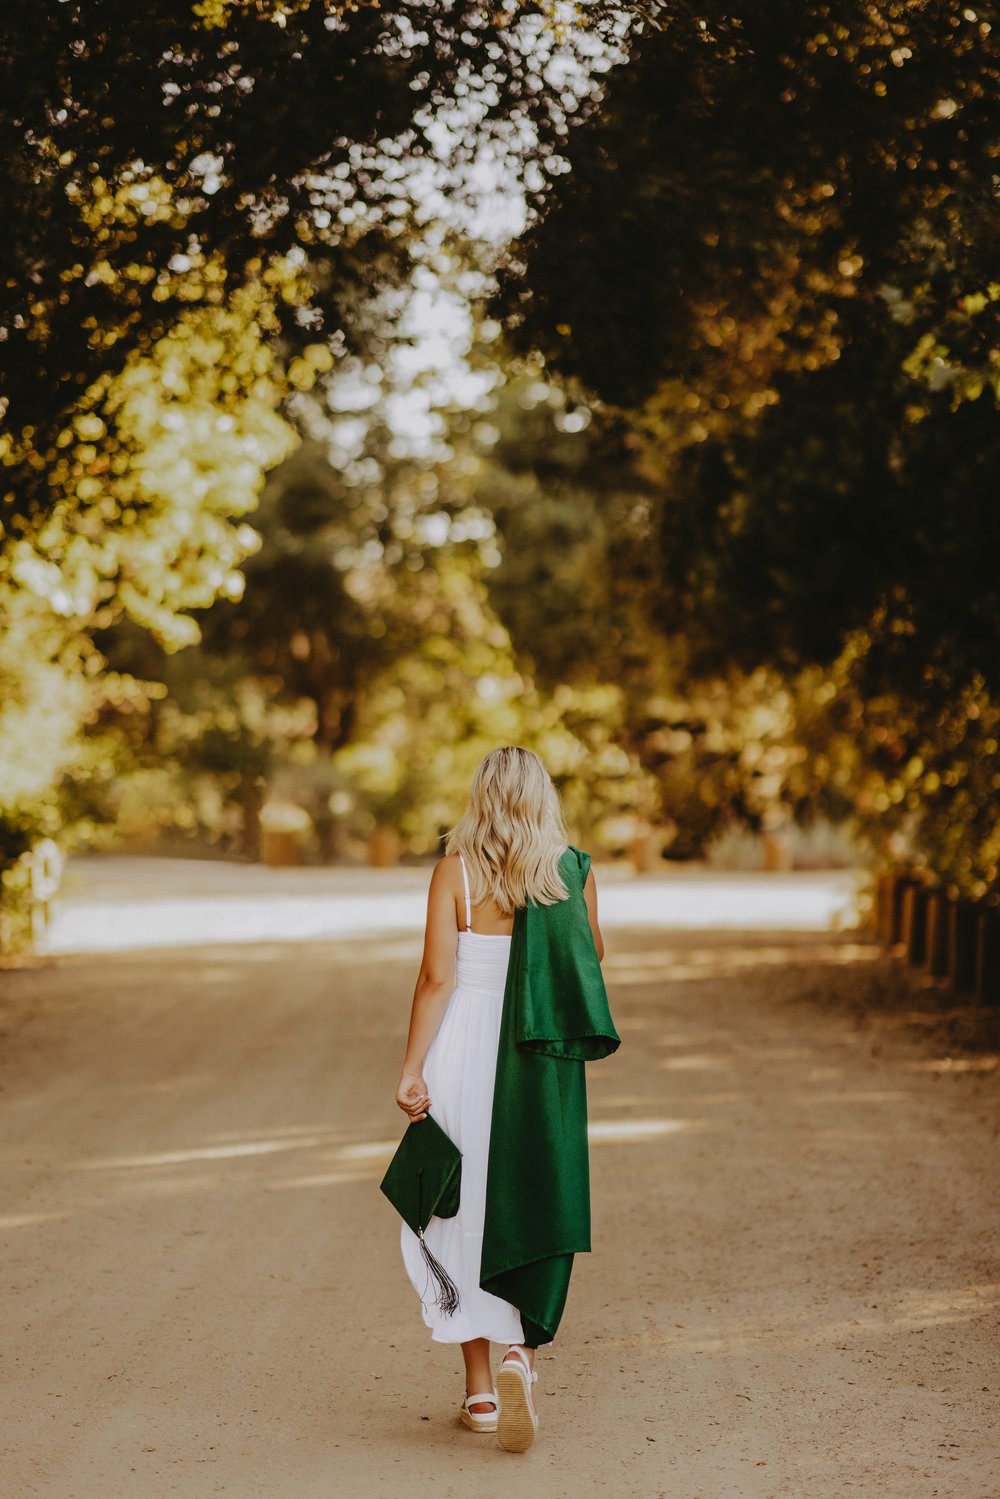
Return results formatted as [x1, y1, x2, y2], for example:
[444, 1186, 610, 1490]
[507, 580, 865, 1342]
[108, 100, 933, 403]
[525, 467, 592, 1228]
[0, 586, 97, 947]
[0, 4, 616, 940]
[0, 279, 297, 933]
[500, 0, 1000, 683]
[198, 435, 413, 752]
[0, 594, 93, 809]
[476, 373, 839, 855]
[503, 1, 998, 408]
[498, 0, 1000, 892]
[6, 283, 297, 650]
[4, 0, 996, 947]
[0, 1, 592, 526]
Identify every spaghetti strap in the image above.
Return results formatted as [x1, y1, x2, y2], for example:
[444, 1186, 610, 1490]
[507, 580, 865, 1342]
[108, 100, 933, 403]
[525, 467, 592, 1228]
[458, 852, 473, 933]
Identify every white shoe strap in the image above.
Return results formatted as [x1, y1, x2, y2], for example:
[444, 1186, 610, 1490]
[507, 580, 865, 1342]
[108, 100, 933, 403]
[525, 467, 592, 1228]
[502, 1347, 537, 1381]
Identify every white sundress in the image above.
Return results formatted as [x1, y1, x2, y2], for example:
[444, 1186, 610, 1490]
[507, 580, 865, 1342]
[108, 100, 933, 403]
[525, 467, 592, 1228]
[399, 853, 525, 1345]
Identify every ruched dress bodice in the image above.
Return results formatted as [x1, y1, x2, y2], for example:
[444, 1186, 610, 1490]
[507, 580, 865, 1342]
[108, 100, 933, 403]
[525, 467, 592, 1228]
[454, 928, 512, 994]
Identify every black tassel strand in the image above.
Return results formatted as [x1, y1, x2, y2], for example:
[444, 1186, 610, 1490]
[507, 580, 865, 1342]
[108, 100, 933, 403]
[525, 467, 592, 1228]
[417, 1228, 462, 1316]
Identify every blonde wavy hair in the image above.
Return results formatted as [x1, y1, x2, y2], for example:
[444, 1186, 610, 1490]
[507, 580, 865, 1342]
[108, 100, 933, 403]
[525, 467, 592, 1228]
[444, 746, 570, 914]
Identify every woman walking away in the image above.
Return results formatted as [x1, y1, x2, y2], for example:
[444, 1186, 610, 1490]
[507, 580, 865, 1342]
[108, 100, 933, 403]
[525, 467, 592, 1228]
[393, 745, 620, 1452]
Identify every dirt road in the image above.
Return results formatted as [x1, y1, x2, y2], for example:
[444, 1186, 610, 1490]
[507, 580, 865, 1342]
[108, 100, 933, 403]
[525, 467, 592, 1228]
[1, 869, 998, 1498]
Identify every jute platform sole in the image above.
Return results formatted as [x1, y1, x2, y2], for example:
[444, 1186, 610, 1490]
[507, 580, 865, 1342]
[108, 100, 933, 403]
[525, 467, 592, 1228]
[495, 1348, 539, 1453]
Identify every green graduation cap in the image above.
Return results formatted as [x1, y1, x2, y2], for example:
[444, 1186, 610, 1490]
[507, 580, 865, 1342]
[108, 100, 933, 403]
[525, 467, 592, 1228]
[379, 1113, 463, 1315]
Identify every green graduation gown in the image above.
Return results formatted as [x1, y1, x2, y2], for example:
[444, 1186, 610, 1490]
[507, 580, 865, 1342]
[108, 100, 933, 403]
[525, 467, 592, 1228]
[479, 844, 621, 1347]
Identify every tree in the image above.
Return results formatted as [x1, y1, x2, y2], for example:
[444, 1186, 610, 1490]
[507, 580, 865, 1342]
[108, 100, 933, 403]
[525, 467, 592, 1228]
[497, 0, 1000, 891]
[498, 0, 1000, 683]
[0, 3, 616, 933]
[0, 1, 601, 527]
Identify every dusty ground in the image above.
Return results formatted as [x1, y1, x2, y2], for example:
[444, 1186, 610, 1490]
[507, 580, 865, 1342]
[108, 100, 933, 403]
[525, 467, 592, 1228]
[1, 868, 998, 1498]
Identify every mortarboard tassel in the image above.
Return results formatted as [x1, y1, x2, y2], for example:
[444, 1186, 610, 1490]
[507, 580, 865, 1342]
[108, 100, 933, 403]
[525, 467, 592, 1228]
[417, 1227, 461, 1316]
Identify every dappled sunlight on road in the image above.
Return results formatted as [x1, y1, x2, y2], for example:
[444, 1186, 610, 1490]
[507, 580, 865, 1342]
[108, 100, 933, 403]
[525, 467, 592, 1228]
[11, 1105, 703, 1220]
[0, 1211, 70, 1231]
[588, 1117, 694, 1143]
[597, 1281, 1000, 1358]
[804, 1089, 914, 1104]
[657, 1052, 737, 1071]
[70, 1136, 337, 1170]
[901, 1055, 999, 1074]
[604, 938, 880, 987]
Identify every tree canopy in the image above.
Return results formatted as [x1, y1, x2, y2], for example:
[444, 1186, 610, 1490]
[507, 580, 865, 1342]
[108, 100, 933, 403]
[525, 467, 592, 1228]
[1, 0, 599, 526]
[491, 0, 1000, 898]
[499, 0, 1000, 690]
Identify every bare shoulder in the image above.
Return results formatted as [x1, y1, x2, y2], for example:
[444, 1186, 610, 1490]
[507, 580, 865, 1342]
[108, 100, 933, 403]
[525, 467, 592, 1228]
[425, 856, 461, 927]
[429, 852, 461, 890]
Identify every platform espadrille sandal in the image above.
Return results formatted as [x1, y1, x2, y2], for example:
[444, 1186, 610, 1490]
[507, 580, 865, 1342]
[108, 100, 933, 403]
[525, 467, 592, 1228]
[459, 1388, 499, 1432]
[495, 1345, 538, 1452]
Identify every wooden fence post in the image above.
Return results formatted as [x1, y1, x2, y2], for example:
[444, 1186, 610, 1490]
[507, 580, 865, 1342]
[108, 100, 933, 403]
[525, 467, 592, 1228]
[889, 871, 921, 946]
[923, 890, 950, 979]
[948, 898, 980, 993]
[974, 908, 1000, 1007]
[901, 883, 929, 967]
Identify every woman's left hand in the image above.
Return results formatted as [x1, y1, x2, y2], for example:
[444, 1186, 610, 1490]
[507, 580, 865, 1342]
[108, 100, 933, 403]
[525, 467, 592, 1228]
[396, 1072, 430, 1121]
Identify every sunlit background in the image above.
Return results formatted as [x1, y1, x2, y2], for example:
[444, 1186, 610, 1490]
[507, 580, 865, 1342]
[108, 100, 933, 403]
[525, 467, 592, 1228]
[1, 2, 997, 957]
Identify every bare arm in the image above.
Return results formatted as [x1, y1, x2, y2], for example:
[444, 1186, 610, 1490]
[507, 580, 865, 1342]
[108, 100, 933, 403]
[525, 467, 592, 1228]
[583, 865, 605, 961]
[395, 858, 458, 1122]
